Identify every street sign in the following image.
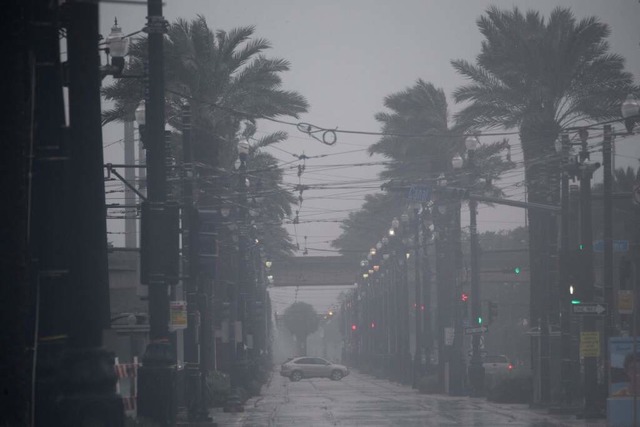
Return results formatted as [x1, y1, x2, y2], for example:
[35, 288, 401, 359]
[464, 325, 488, 335]
[618, 290, 634, 315]
[580, 331, 600, 358]
[169, 301, 187, 330]
[444, 327, 455, 346]
[593, 240, 629, 253]
[571, 303, 607, 316]
[407, 185, 431, 202]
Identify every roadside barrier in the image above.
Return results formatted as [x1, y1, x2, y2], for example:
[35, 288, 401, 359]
[115, 356, 139, 416]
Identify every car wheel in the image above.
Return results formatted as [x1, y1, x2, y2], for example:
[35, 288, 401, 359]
[330, 370, 343, 381]
[290, 371, 303, 382]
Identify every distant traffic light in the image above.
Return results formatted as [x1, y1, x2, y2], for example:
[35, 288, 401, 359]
[569, 284, 581, 304]
[351, 324, 357, 331]
[514, 267, 521, 275]
[461, 292, 469, 302]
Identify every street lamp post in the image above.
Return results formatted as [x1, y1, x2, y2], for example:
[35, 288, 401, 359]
[412, 204, 423, 389]
[59, 2, 124, 425]
[226, 140, 250, 412]
[136, 0, 177, 424]
[556, 133, 573, 405]
[464, 135, 485, 396]
[400, 213, 413, 384]
[577, 128, 601, 418]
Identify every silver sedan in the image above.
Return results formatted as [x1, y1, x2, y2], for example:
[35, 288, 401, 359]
[280, 357, 350, 382]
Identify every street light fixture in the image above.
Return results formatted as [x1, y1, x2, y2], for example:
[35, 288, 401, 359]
[621, 94, 640, 134]
[101, 18, 129, 78]
[451, 154, 463, 170]
[135, 100, 146, 126]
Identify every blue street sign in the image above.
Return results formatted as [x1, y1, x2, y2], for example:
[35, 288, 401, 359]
[407, 185, 431, 202]
[593, 240, 629, 253]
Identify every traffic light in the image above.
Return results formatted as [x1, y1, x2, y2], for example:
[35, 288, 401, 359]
[513, 267, 521, 275]
[351, 324, 357, 331]
[566, 249, 585, 304]
[461, 292, 469, 302]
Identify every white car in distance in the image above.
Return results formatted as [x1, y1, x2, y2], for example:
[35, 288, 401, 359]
[482, 354, 514, 377]
[280, 357, 350, 382]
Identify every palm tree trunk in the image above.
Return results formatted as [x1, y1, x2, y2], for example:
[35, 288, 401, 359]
[521, 126, 561, 404]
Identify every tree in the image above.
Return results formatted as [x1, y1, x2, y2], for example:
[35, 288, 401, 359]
[333, 80, 513, 255]
[283, 302, 320, 356]
[451, 6, 635, 323]
[102, 16, 309, 257]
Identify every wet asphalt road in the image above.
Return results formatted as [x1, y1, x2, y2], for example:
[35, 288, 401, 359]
[211, 370, 607, 426]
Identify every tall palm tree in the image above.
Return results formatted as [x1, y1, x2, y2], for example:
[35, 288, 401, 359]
[102, 15, 308, 257]
[451, 6, 635, 323]
[333, 80, 512, 254]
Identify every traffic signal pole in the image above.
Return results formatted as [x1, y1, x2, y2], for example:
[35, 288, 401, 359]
[137, 0, 177, 424]
[60, 2, 123, 425]
[578, 129, 599, 418]
[602, 125, 613, 392]
[559, 134, 573, 405]
[468, 197, 484, 396]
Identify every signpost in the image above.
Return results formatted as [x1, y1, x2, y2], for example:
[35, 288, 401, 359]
[464, 325, 488, 335]
[580, 331, 600, 358]
[618, 290, 634, 315]
[571, 303, 607, 316]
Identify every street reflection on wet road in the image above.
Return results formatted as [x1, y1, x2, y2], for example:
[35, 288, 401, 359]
[212, 370, 606, 426]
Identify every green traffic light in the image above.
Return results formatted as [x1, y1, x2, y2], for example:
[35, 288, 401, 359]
[571, 299, 581, 305]
[514, 267, 521, 274]
[478, 317, 483, 325]
[578, 244, 584, 250]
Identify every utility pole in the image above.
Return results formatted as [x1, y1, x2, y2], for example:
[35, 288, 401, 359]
[226, 141, 250, 411]
[468, 196, 484, 395]
[420, 215, 432, 378]
[412, 205, 423, 388]
[137, 0, 177, 424]
[124, 121, 136, 248]
[62, 1, 123, 425]
[602, 125, 614, 391]
[182, 104, 211, 422]
[578, 128, 600, 418]
[559, 133, 573, 405]
[467, 143, 485, 397]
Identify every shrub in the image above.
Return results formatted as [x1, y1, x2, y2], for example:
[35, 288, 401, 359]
[206, 371, 231, 407]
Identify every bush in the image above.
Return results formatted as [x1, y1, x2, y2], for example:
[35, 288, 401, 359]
[206, 371, 231, 407]
[487, 376, 532, 403]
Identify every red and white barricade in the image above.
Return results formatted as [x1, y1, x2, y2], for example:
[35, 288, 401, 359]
[114, 357, 139, 416]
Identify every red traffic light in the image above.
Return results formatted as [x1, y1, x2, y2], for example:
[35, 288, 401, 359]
[461, 292, 469, 302]
[351, 324, 357, 331]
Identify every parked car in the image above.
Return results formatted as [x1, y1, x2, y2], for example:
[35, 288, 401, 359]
[280, 357, 349, 382]
[482, 354, 513, 377]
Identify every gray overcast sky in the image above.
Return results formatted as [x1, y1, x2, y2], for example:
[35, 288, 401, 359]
[100, 1, 640, 313]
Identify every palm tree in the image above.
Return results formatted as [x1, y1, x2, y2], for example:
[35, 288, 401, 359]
[451, 6, 635, 323]
[333, 80, 513, 254]
[102, 15, 308, 257]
